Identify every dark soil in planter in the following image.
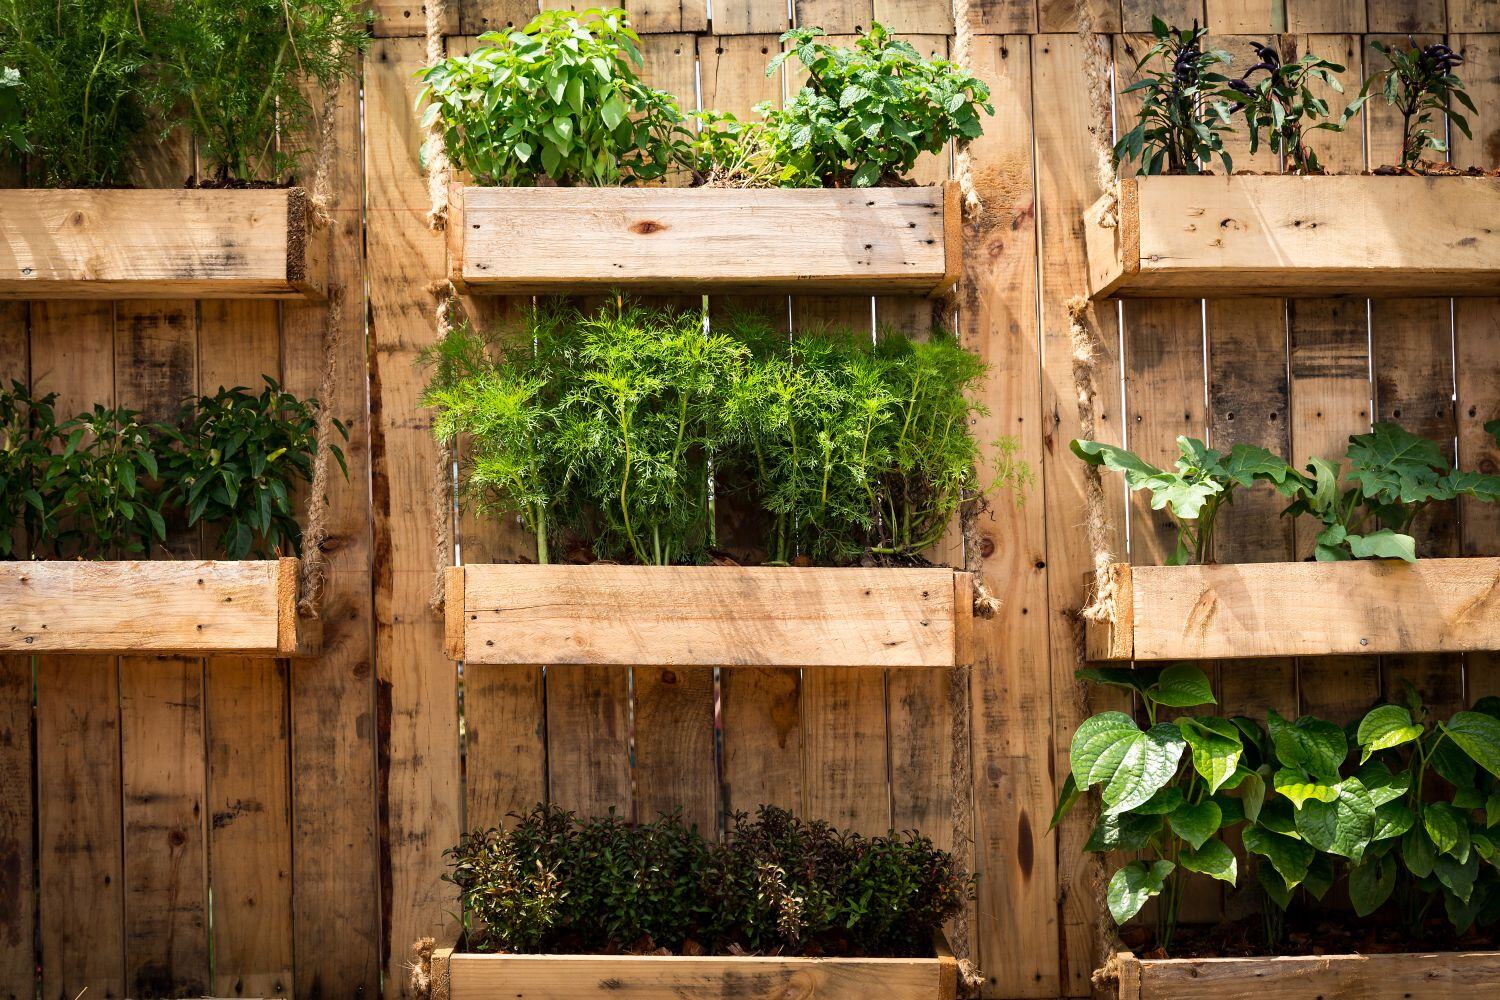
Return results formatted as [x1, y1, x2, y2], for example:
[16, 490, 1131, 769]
[1121, 912, 1500, 960]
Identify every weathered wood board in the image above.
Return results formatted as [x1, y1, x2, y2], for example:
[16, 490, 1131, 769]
[1086, 175, 1500, 297]
[2, 559, 298, 655]
[447, 565, 973, 668]
[1086, 558, 1500, 661]
[1117, 949, 1500, 999]
[436, 935, 958, 1000]
[0, 188, 326, 299]
[449, 183, 961, 294]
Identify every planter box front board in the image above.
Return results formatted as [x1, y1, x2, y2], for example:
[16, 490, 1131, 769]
[446, 565, 974, 668]
[1086, 558, 1500, 662]
[1085, 175, 1500, 298]
[1115, 948, 1500, 999]
[2, 558, 299, 655]
[0, 187, 327, 299]
[433, 936, 957, 1000]
[448, 182, 960, 296]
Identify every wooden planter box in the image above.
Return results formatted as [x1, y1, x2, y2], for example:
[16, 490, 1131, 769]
[0, 187, 326, 299]
[1114, 948, 1500, 998]
[1084, 175, 1500, 298]
[2, 558, 300, 655]
[447, 182, 960, 296]
[1086, 558, 1500, 662]
[431, 935, 958, 1000]
[445, 564, 974, 668]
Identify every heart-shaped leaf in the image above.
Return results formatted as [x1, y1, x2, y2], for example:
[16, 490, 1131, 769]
[1244, 826, 1314, 888]
[1445, 712, 1500, 778]
[1355, 761, 1411, 808]
[1273, 766, 1339, 809]
[1169, 800, 1222, 851]
[1349, 854, 1397, 916]
[1295, 777, 1374, 861]
[1150, 665, 1216, 709]
[1071, 713, 1186, 815]
[1424, 802, 1471, 861]
[1085, 811, 1159, 853]
[1177, 717, 1242, 793]
[1269, 709, 1347, 782]
[1180, 838, 1237, 885]
[1357, 705, 1424, 762]
[1372, 800, 1415, 841]
[1106, 860, 1175, 925]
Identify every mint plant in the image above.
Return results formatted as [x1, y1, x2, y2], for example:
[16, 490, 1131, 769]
[1228, 41, 1363, 174]
[1368, 38, 1475, 170]
[1071, 436, 1295, 565]
[1115, 17, 1238, 175]
[417, 8, 692, 186]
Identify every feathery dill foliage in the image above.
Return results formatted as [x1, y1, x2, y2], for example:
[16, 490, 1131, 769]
[0, 0, 149, 186]
[446, 804, 973, 957]
[426, 301, 1025, 567]
[141, 0, 368, 183]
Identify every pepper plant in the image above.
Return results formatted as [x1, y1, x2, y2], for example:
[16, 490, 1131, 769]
[47, 405, 168, 557]
[160, 378, 346, 559]
[1053, 664, 1263, 948]
[1367, 38, 1475, 169]
[1115, 17, 1238, 175]
[1071, 436, 1295, 565]
[0, 381, 60, 556]
[1228, 41, 1363, 174]
[417, 8, 692, 186]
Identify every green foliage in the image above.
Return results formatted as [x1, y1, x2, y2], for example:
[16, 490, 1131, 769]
[741, 24, 992, 188]
[0, 379, 336, 560]
[1227, 41, 1364, 174]
[427, 302, 1010, 568]
[417, 8, 691, 186]
[1071, 436, 1295, 565]
[1076, 423, 1500, 565]
[1063, 674, 1500, 952]
[0, 0, 149, 185]
[160, 378, 346, 559]
[446, 803, 973, 956]
[0, 381, 60, 555]
[1368, 38, 1475, 169]
[141, 0, 368, 183]
[1115, 17, 1238, 175]
[1283, 422, 1500, 562]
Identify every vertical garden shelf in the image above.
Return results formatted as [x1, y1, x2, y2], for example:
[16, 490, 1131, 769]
[1113, 948, 1500, 999]
[1084, 175, 1500, 298]
[431, 934, 958, 1000]
[0, 187, 327, 299]
[447, 182, 961, 296]
[1085, 558, 1500, 662]
[445, 565, 974, 668]
[2, 558, 302, 655]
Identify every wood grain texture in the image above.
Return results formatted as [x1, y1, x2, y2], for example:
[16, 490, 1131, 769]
[1284, 0, 1364, 32]
[0, 188, 325, 299]
[446, 946, 950, 1000]
[450, 185, 959, 294]
[1088, 558, 1500, 660]
[1088, 176, 1500, 297]
[453, 565, 966, 667]
[1122, 950, 1500, 999]
[1, 560, 297, 654]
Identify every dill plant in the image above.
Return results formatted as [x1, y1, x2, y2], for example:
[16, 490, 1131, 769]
[0, 0, 150, 186]
[140, 0, 368, 183]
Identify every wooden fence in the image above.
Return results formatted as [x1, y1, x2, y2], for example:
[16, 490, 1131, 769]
[1, 1, 1498, 998]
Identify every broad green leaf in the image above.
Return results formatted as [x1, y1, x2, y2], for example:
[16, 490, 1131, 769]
[1295, 777, 1374, 861]
[1372, 800, 1416, 841]
[1274, 767, 1339, 809]
[1243, 825, 1314, 888]
[1180, 838, 1237, 885]
[1236, 766, 1267, 823]
[1106, 860, 1174, 925]
[1268, 709, 1347, 782]
[1150, 665, 1216, 709]
[1357, 705, 1424, 762]
[1424, 802, 1471, 861]
[1134, 786, 1184, 816]
[1169, 800, 1221, 851]
[1177, 716, 1241, 793]
[1444, 712, 1500, 778]
[1257, 862, 1293, 909]
[1347, 529, 1417, 562]
[1434, 851, 1480, 904]
[1349, 854, 1397, 916]
[1487, 791, 1500, 829]
[1355, 761, 1411, 808]
[1303, 854, 1334, 901]
[1070, 713, 1186, 815]
[1085, 811, 1159, 853]
[1048, 772, 1081, 832]
[1402, 825, 1437, 878]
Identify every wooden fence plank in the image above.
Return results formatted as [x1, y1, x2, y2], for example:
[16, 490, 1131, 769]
[1367, 0, 1446, 32]
[1038, 0, 1121, 31]
[281, 71, 383, 999]
[709, 0, 788, 34]
[962, 34, 1059, 998]
[30, 302, 124, 1000]
[1285, 0, 1365, 32]
[460, 0, 541, 33]
[365, 36, 463, 996]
